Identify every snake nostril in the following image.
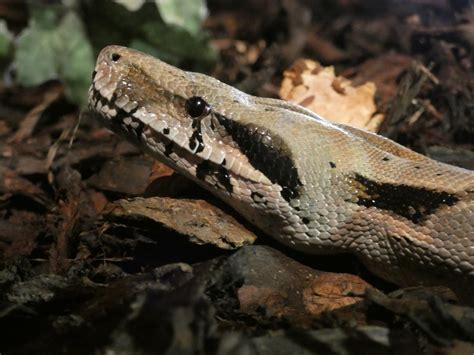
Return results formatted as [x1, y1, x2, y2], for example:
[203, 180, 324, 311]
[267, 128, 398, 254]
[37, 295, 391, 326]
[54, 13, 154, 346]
[111, 53, 121, 62]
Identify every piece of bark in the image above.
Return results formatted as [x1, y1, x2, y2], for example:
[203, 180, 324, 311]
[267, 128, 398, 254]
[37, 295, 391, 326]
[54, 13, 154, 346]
[108, 197, 257, 250]
[208, 245, 374, 327]
[87, 157, 153, 196]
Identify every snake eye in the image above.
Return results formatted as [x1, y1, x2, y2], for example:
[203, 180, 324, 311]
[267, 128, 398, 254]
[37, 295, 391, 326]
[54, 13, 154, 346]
[185, 96, 210, 118]
[111, 53, 121, 62]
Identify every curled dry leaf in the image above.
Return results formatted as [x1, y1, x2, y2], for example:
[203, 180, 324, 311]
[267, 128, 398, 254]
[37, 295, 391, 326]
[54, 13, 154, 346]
[280, 59, 384, 132]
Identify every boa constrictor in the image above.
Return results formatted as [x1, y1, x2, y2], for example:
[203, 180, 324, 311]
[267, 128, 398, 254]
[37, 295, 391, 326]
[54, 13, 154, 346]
[89, 46, 474, 303]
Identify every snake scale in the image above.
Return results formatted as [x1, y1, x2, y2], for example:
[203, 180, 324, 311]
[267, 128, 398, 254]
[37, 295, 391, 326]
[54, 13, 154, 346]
[89, 46, 474, 303]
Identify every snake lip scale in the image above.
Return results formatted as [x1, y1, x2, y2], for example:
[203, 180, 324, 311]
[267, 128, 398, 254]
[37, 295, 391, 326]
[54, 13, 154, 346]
[89, 45, 474, 304]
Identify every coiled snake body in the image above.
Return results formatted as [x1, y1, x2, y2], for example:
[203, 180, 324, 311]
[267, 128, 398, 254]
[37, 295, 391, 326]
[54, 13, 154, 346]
[89, 46, 474, 303]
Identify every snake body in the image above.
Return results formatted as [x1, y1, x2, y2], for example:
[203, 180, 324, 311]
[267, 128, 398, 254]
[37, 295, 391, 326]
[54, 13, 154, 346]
[89, 46, 474, 302]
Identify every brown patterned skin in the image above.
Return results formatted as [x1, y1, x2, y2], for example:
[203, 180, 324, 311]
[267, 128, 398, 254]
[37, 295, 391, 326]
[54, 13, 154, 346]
[89, 46, 474, 303]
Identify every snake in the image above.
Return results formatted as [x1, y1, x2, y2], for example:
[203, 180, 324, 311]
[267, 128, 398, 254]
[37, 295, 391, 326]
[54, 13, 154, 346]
[88, 45, 474, 303]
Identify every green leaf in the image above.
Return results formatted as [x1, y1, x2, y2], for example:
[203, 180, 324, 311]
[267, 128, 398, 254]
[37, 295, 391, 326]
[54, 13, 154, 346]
[136, 20, 218, 70]
[15, 6, 94, 107]
[80, 1, 217, 71]
[155, 0, 208, 35]
[0, 20, 13, 59]
[15, 7, 60, 85]
[56, 12, 95, 106]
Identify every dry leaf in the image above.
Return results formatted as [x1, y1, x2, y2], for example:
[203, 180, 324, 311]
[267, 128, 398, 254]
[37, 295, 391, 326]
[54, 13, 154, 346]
[280, 59, 384, 132]
[109, 197, 257, 250]
[8, 83, 63, 144]
[303, 273, 371, 315]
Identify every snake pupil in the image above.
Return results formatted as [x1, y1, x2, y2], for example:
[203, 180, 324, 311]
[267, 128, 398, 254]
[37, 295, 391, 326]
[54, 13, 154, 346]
[185, 96, 210, 118]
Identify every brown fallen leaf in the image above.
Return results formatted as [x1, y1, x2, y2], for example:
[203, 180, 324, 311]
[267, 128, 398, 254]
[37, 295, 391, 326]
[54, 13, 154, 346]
[280, 59, 384, 132]
[48, 165, 98, 273]
[341, 52, 413, 105]
[0, 210, 43, 258]
[109, 197, 257, 250]
[149, 160, 175, 181]
[8, 82, 63, 144]
[303, 273, 371, 315]
[90, 190, 109, 214]
[0, 120, 10, 136]
[0, 166, 52, 208]
[306, 31, 349, 63]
